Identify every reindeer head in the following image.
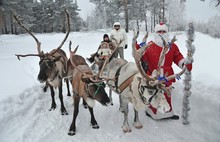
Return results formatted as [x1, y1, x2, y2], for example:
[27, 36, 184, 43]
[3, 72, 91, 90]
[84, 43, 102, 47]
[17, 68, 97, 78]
[14, 10, 70, 84]
[69, 41, 110, 106]
[38, 56, 62, 83]
[83, 78, 109, 106]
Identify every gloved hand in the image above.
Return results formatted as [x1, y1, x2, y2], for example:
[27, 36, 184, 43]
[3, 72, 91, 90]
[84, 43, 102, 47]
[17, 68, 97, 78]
[185, 63, 192, 71]
[124, 44, 128, 49]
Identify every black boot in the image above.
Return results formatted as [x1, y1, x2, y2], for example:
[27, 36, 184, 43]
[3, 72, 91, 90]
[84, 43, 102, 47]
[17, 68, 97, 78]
[87, 53, 99, 63]
[145, 111, 152, 118]
[86, 57, 94, 63]
[169, 115, 179, 120]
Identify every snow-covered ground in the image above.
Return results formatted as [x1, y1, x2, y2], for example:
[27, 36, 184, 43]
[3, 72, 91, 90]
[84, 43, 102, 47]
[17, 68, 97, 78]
[0, 31, 219, 142]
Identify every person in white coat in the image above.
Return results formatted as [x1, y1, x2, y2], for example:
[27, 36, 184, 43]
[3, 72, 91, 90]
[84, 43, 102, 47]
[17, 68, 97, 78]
[110, 22, 128, 59]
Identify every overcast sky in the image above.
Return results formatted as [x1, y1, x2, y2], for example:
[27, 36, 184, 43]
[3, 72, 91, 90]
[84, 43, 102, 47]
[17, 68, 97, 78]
[77, 0, 220, 22]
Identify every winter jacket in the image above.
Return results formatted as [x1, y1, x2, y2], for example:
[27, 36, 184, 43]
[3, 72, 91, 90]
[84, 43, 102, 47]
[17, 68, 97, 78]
[110, 29, 128, 48]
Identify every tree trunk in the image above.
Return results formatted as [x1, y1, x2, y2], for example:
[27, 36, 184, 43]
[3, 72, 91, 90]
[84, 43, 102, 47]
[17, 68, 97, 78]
[3, 12, 8, 34]
[153, 7, 156, 29]
[123, 0, 128, 33]
[160, 0, 165, 22]
[10, 11, 13, 34]
[144, 10, 148, 32]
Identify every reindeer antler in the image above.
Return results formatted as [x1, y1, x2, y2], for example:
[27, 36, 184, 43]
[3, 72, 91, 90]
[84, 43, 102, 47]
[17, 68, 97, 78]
[14, 10, 70, 60]
[51, 10, 70, 56]
[132, 31, 153, 81]
[13, 14, 43, 60]
[157, 35, 176, 76]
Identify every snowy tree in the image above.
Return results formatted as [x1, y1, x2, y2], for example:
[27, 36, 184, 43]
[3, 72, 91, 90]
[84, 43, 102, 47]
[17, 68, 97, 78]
[0, 0, 33, 34]
[0, 0, 84, 34]
[207, 15, 220, 38]
[89, 0, 123, 29]
[167, 0, 186, 31]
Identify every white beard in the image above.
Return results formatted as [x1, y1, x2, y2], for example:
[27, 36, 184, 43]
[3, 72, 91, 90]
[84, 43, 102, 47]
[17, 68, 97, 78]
[154, 33, 170, 47]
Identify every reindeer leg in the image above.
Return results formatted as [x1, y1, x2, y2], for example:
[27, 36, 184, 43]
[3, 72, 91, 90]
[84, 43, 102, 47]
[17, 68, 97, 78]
[49, 86, 56, 111]
[109, 89, 113, 105]
[65, 79, 71, 96]
[68, 95, 80, 136]
[133, 107, 143, 129]
[58, 81, 68, 115]
[121, 100, 131, 133]
[88, 106, 99, 129]
[119, 95, 124, 112]
[82, 99, 88, 109]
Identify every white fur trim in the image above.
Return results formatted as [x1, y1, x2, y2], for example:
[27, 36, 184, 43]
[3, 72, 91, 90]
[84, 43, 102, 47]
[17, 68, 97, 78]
[178, 58, 185, 68]
[146, 93, 172, 120]
[155, 23, 168, 32]
[146, 108, 174, 120]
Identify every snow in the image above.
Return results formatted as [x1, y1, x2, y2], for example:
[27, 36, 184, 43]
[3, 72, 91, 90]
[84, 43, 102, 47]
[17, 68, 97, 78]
[0, 31, 220, 142]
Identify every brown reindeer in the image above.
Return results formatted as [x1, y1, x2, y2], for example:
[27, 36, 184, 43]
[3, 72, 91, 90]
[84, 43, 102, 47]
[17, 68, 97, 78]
[67, 41, 110, 136]
[13, 10, 71, 115]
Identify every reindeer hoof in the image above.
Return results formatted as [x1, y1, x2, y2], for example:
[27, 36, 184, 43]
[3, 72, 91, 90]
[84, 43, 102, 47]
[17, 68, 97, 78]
[133, 122, 143, 129]
[123, 128, 132, 133]
[122, 125, 132, 133]
[67, 94, 71, 97]
[68, 130, 76, 136]
[49, 107, 56, 111]
[134, 125, 143, 129]
[61, 109, 68, 115]
[90, 123, 99, 129]
[49, 104, 56, 111]
[61, 111, 68, 115]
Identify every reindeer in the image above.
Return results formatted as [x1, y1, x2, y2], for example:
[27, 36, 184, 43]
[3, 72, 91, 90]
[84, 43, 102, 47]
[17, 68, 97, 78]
[67, 41, 110, 136]
[13, 10, 71, 115]
[96, 31, 187, 133]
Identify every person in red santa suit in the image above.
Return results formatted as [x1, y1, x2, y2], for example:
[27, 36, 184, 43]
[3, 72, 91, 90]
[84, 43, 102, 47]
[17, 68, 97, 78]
[136, 22, 192, 120]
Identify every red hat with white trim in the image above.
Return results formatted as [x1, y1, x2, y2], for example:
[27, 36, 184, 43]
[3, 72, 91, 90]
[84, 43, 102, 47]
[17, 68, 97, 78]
[154, 22, 168, 33]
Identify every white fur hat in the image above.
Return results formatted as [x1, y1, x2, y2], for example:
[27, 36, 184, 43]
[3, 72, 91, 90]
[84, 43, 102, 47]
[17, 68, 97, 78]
[113, 22, 121, 27]
[154, 22, 168, 33]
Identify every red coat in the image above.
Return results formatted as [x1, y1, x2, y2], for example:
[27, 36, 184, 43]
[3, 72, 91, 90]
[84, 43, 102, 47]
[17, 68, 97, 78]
[141, 41, 184, 86]
[136, 41, 185, 118]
